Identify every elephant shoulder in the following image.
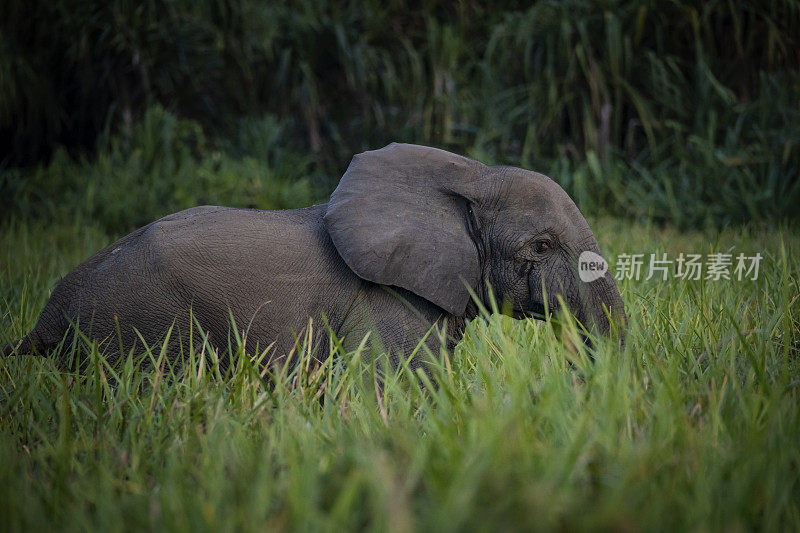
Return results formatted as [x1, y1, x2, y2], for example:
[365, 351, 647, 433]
[141, 205, 329, 273]
[141, 206, 241, 273]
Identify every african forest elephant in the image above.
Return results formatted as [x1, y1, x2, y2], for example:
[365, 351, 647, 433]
[4, 143, 625, 370]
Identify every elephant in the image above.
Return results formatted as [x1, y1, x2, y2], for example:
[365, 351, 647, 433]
[3, 143, 625, 372]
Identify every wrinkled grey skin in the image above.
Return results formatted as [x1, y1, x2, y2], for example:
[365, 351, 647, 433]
[4, 144, 625, 369]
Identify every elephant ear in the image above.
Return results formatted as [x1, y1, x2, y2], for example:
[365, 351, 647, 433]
[324, 143, 483, 315]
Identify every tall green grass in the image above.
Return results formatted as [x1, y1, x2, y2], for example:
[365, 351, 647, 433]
[1, 217, 798, 530]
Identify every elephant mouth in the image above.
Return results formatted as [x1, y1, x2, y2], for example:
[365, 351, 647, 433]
[512, 301, 550, 321]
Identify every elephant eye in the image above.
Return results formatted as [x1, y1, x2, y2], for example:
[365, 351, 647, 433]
[534, 240, 551, 254]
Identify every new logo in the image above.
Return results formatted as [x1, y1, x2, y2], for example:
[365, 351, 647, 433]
[578, 251, 608, 283]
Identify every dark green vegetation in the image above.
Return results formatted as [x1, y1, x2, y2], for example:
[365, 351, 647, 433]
[2, 0, 799, 230]
[2, 1, 799, 530]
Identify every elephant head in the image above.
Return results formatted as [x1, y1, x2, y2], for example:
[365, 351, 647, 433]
[324, 143, 625, 339]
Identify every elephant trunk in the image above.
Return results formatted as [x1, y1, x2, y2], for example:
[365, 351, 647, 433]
[582, 273, 626, 338]
[572, 237, 626, 340]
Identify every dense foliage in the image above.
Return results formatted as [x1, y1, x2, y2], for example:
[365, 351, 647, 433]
[2, 0, 799, 229]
